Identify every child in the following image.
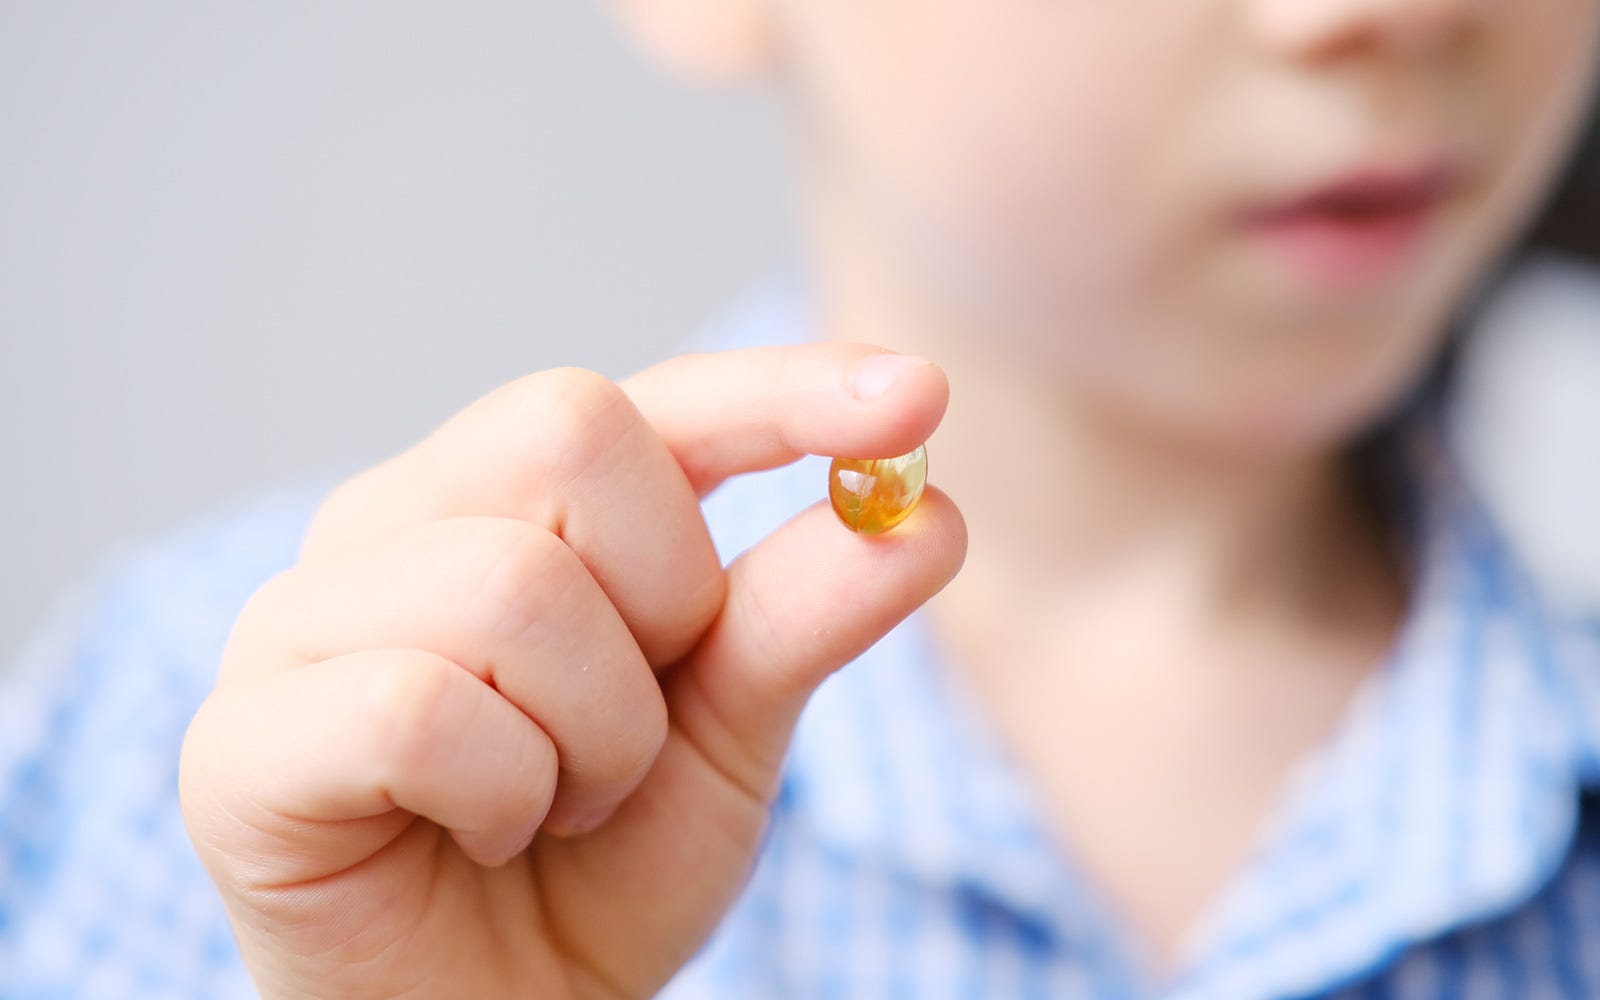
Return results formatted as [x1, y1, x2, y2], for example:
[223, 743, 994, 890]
[6, 1, 1600, 997]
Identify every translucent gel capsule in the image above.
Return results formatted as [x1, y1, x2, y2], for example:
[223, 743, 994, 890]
[827, 445, 928, 535]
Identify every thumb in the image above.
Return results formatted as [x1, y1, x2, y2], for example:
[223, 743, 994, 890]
[527, 488, 965, 998]
[668, 486, 967, 802]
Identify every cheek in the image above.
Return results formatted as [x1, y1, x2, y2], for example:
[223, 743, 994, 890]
[915, 82, 1153, 323]
[784, 1, 1205, 321]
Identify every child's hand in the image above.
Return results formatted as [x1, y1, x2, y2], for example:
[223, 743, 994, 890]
[178, 344, 965, 999]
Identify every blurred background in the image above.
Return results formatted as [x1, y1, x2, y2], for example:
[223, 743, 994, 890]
[1, 3, 1597, 659]
[0, 2, 790, 658]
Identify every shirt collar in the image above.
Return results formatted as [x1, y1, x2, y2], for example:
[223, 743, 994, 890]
[1170, 401, 1600, 999]
[697, 280, 1600, 998]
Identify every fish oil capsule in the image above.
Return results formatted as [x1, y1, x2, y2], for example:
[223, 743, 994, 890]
[827, 445, 928, 535]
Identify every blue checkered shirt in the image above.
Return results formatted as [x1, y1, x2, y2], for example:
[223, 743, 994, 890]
[6, 282, 1600, 998]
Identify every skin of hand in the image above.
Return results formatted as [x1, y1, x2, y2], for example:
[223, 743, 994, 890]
[178, 342, 967, 1000]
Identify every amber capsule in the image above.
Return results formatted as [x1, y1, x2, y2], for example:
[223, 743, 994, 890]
[827, 445, 928, 535]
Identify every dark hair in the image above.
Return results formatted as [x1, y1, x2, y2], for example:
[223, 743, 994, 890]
[1524, 86, 1600, 262]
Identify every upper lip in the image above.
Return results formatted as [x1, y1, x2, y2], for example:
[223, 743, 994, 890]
[1250, 160, 1457, 225]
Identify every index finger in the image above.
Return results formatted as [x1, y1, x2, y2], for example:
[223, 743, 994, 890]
[622, 342, 948, 495]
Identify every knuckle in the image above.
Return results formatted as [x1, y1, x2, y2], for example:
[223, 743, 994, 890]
[360, 652, 459, 782]
[538, 365, 626, 412]
[236, 566, 298, 626]
[218, 568, 303, 677]
[297, 454, 413, 565]
[300, 467, 380, 559]
[466, 520, 575, 646]
[515, 367, 639, 482]
[176, 695, 223, 815]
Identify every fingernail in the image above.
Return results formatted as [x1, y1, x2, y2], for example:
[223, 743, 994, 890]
[848, 353, 932, 403]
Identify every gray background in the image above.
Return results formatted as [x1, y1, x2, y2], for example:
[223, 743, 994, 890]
[0, 2, 790, 658]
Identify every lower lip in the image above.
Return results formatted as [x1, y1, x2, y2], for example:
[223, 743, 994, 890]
[1246, 204, 1437, 289]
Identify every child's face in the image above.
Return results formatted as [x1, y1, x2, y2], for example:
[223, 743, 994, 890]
[769, 0, 1600, 451]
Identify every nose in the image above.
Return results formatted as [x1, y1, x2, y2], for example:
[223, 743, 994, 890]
[1248, 0, 1487, 59]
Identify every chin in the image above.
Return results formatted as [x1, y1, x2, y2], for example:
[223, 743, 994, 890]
[1095, 344, 1432, 460]
[1188, 309, 1450, 458]
[1203, 369, 1429, 458]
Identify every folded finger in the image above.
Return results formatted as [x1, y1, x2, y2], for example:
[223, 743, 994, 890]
[224, 516, 667, 835]
[182, 647, 560, 888]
